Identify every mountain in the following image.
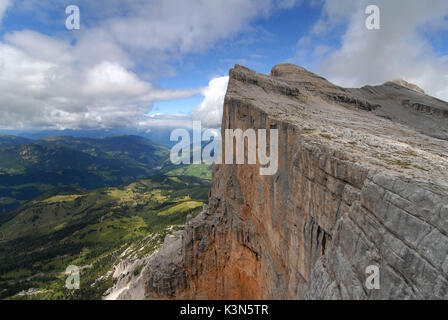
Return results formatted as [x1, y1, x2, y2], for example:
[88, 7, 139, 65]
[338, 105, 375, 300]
[109, 64, 448, 300]
[0, 127, 187, 147]
[0, 135, 32, 147]
[0, 175, 210, 300]
[0, 135, 170, 213]
[33, 135, 169, 170]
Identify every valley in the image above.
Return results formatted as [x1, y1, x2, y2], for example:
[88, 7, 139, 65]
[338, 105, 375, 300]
[0, 174, 210, 299]
[0, 134, 212, 300]
[0, 135, 171, 212]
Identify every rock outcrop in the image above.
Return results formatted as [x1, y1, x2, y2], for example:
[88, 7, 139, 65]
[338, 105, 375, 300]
[113, 63, 448, 300]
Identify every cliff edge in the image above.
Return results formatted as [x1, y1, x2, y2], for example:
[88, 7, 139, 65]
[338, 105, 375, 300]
[110, 63, 448, 300]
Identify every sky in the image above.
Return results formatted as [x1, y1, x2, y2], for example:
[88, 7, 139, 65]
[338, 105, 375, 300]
[0, 0, 447, 132]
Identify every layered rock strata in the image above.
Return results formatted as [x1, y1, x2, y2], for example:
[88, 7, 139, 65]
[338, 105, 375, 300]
[113, 64, 448, 300]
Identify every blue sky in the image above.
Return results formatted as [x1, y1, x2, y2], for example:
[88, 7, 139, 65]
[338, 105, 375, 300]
[0, 0, 447, 131]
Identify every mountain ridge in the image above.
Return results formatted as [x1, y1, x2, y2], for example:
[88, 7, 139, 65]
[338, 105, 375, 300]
[109, 63, 448, 300]
[0, 135, 170, 213]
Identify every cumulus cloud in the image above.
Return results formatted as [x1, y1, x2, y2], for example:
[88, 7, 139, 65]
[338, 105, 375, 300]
[0, 31, 197, 130]
[136, 75, 230, 130]
[311, 0, 448, 101]
[18, 0, 301, 70]
[140, 75, 230, 129]
[0, 0, 303, 130]
[192, 76, 229, 128]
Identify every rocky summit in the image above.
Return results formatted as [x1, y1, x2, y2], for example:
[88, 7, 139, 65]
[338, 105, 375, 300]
[108, 63, 448, 300]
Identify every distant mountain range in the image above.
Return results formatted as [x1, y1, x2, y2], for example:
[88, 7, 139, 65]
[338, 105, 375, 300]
[0, 135, 170, 212]
[0, 130, 213, 300]
[0, 135, 33, 147]
[0, 127, 190, 147]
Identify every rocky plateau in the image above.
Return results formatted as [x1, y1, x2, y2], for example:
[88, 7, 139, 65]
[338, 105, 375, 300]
[107, 63, 448, 300]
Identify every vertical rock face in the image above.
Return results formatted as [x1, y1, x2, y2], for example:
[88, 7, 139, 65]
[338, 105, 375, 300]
[116, 64, 448, 300]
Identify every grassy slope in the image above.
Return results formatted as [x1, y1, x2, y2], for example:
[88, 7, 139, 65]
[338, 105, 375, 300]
[0, 175, 210, 300]
[163, 163, 213, 180]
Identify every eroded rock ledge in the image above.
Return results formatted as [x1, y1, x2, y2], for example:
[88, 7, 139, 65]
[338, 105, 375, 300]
[113, 64, 448, 300]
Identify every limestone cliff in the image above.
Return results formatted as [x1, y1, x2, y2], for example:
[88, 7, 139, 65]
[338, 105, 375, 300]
[112, 64, 448, 300]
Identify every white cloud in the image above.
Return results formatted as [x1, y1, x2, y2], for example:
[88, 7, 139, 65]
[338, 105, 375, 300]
[192, 76, 229, 128]
[4, 30, 73, 64]
[312, 44, 331, 58]
[0, 32, 197, 130]
[18, 0, 299, 70]
[0, 0, 303, 130]
[138, 75, 232, 129]
[0, 0, 11, 27]
[138, 113, 194, 129]
[84, 61, 150, 98]
[311, 0, 448, 101]
[277, 0, 303, 9]
[311, 0, 357, 34]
